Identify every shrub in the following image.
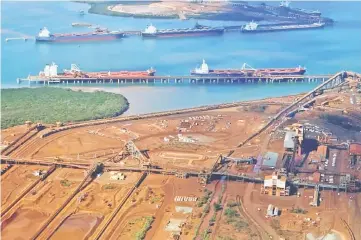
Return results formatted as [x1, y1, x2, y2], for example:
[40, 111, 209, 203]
[1, 87, 129, 129]
[60, 179, 72, 187]
[224, 208, 238, 218]
[213, 203, 222, 212]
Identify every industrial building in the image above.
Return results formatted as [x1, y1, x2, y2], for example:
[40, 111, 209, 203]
[261, 152, 279, 169]
[349, 143, 361, 164]
[290, 123, 305, 143]
[284, 131, 297, 150]
[261, 172, 290, 196]
[266, 204, 279, 217]
[317, 145, 328, 161]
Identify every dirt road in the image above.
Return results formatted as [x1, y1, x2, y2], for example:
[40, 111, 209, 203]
[242, 183, 280, 240]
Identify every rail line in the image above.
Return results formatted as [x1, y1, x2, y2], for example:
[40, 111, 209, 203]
[235, 195, 264, 240]
[30, 163, 100, 240]
[1, 165, 57, 218]
[2, 125, 40, 156]
[93, 172, 147, 240]
[38, 99, 292, 139]
[341, 218, 356, 240]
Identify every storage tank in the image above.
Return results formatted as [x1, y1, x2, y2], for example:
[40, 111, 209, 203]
[44, 64, 50, 77]
[273, 207, 279, 216]
[267, 204, 274, 216]
[49, 62, 58, 76]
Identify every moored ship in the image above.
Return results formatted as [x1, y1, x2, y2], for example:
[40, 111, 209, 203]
[35, 27, 125, 42]
[241, 21, 325, 33]
[30, 63, 156, 80]
[191, 60, 306, 77]
[141, 24, 224, 38]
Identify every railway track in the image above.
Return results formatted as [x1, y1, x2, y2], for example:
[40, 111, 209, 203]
[93, 172, 147, 240]
[30, 163, 101, 240]
[1, 165, 57, 218]
[37, 100, 292, 139]
[2, 125, 40, 156]
[341, 218, 356, 240]
[10, 128, 81, 159]
[235, 195, 264, 240]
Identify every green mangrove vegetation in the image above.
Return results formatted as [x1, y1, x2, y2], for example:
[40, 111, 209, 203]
[1, 87, 129, 129]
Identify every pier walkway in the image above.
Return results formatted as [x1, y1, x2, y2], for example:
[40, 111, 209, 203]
[18, 74, 332, 85]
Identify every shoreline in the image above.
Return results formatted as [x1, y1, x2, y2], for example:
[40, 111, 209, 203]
[66, 85, 305, 116]
[87, 1, 333, 23]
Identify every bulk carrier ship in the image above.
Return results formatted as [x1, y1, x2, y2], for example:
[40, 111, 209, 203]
[241, 21, 325, 33]
[141, 24, 224, 38]
[30, 63, 156, 80]
[35, 27, 125, 42]
[191, 60, 306, 77]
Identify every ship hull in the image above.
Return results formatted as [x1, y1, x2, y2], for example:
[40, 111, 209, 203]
[191, 69, 306, 77]
[241, 25, 324, 33]
[36, 33, 125, 42]
[191, 72, 246, 77]
[261, 69, 306, 75]
[142, 29, 224, 38]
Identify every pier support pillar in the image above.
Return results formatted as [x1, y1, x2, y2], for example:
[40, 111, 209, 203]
[118, 79, 120, 84]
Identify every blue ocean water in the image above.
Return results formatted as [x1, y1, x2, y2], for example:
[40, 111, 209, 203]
[1, 1, 361, 114]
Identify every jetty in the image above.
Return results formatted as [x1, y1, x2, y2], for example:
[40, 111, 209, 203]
[17, 74, 332, 86]
[5, 37, 31, 42]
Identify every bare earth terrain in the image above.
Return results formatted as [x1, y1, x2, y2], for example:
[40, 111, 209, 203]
[1, 75, 361, 240]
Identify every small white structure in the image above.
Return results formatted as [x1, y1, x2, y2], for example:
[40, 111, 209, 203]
[164, 137, 170, 142]
[40, 62, 58, 77]
[143, 24, 157, 34]
[110, 172, 125, 180]
[193, 59, 209, 74]
[178, 134, 196, 143]
[267, 204, 274, 216]
[38, 27, 51, 37]
[243, 21, 258, 31]
[273, 207, 279, 216]
[33, 170, 43, 177]
[174, 196, 198, 202]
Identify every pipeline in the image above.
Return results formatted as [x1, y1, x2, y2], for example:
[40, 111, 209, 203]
[1, 164, 57, 218]
[93, 172, 147, 240]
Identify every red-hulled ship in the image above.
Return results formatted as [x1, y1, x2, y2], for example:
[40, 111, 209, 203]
[191, 60, 306, 77]
[35, 63, 156, 80]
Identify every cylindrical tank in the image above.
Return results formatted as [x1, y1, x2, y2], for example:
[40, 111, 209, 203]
[44, 64, 50, 77]
[50, 63, 58, 76]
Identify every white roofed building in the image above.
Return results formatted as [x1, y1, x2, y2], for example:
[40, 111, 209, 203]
[261, 172, 290, 196]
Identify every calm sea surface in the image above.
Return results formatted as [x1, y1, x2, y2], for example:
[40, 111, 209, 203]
[1, 1, 361, 114]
